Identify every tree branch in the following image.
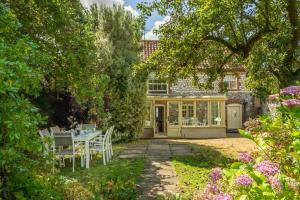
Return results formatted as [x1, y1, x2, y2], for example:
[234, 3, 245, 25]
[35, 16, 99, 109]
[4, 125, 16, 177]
[204, 35, 238, 53]
[283, 0, 299, 66]
[242, 27, 274, 58]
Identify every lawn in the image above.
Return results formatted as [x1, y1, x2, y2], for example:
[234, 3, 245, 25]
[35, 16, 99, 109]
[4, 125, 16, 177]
[58, 141, 146, 200]
[170, 137, 258, 199]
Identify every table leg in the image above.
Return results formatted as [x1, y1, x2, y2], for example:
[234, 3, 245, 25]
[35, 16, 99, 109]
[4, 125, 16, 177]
[85, 140, 90, 168]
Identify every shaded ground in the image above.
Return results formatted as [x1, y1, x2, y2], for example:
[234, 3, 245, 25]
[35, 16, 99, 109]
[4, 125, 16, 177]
[60, 141, 146, 200]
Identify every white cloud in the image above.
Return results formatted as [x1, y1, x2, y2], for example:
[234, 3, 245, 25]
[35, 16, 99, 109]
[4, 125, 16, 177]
[144, 16, 170, 40]
[124, 5, 139, 17]
[80, 0, 124, 8]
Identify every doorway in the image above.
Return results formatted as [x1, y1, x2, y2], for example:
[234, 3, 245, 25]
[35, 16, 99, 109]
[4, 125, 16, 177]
[227, 104, 243, 129]
[155, 105, 165, 135]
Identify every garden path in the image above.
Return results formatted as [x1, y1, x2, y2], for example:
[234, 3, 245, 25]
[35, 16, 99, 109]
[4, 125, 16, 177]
[119, 139, 194, 199]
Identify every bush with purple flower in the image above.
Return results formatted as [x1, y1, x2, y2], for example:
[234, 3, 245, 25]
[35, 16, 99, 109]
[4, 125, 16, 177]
[196, 86, 300, 200]
[238, 152, 253, 163]
[268, 177, 282, 192]
[235, 174, 253, 187]
[215, 192, 232, 200]
[282, 99, 300, 107]
[254, 160, 279, 177]
[280, 86, 300, 95]
[209, 168, 223, 182]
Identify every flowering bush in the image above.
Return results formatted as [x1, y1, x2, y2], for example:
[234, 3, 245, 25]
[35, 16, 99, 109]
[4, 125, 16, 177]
[196, 86, 300, 199]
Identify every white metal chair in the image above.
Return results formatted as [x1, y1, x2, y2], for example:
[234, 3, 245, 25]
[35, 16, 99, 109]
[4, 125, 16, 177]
[50, 126, 62, 134]
[89, 127, 113, 165]
[107, 126, 114, 159]
[52, 132, 83, 172]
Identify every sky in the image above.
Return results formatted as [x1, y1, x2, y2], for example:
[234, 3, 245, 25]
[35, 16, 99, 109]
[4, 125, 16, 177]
[80, 0, 166, 40]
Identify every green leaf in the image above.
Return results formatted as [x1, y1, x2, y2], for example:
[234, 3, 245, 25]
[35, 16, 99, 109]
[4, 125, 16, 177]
[239, 129, 254, 140]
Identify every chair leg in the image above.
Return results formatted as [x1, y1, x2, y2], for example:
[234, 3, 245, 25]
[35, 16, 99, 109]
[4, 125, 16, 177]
[81, 154, 84, 167]
[106, 148, 109, 160]
[108, 146, 112, 159]
[103, 151, 106, 165]
[72, 156, 75, 172]
[110, 144, 113, 157]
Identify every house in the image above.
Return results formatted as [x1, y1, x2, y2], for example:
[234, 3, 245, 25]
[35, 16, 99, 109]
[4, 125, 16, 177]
[142, 40, 261, 138]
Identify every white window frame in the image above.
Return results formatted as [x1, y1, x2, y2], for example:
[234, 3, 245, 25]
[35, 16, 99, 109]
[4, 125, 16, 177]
[147, 79, 168, 94]
[180, 100, 224, 127]
[224, 75, 238, 90]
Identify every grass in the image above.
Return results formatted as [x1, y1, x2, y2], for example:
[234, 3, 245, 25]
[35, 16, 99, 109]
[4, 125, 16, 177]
[171, 138, 257, 199]
[59, 142, 146, 200]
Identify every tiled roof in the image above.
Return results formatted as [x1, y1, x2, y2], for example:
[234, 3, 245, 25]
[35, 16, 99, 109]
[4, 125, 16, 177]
[142, 39, 245, 72]
[143, 40, 158, 60]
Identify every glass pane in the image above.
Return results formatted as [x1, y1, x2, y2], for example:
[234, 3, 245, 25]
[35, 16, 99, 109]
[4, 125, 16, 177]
[147, 79, 168, 94]
[169, 102, 179, 125]
[230, 80, 237, 89]
[196, 101, 208, 126]
[211, 102, 221, 125]
[182, 103, 194, 126]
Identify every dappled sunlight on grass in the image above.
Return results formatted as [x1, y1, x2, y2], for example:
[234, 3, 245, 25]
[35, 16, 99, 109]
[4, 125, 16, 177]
[59, 142, 145, 199]
[171, 139, 255, 199]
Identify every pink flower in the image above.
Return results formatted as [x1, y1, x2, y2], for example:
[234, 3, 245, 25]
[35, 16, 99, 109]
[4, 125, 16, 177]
[238, 152, 254, 163]
[209, 168, 222, 182]
[254, 160, 279, 177]
[268, 177, 282, 192]
[215, 192, 232, 200]
[235, 174, 253, 186]
[281, 86, 300, 95]
[205, 183, 219, 194]
[282, 99, 300, 107]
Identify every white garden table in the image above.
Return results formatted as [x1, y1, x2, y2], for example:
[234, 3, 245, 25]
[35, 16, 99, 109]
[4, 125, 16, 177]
[74, 130, 101, 169]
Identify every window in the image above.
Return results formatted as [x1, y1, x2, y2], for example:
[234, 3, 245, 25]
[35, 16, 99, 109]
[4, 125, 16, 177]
[224, 75, 238, 90]
[145, 101, 152, 126]
[182, 102, 194, 126]
[147, 79, 168, 94]
[169, 102, 179, 125]
[211, 102, 222, 125]
[196, 101, 208, 126]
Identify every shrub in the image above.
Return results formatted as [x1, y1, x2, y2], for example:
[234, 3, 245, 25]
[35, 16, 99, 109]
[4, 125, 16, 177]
[196, 86, 300, 199]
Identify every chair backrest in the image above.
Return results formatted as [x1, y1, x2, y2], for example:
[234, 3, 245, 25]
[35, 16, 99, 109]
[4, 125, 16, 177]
[79, 124, 96, 132]
[102, 127, 113, 147]
[50, 126, 61, 135]
[53, 132, 74, 148]
[108, 126, 114, 142]
[39, 129, 50, 138]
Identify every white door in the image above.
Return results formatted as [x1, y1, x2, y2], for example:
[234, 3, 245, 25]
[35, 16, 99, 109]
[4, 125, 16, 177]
[227, 104, 243, 129]
[167, 101, 181, 136]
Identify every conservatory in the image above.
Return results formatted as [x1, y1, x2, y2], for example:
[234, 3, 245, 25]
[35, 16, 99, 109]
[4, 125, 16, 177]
[143, 95, 227, 138]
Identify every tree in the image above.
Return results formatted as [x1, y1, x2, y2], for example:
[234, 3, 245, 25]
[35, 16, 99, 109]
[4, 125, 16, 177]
[4, 0, 110, 125]
[137, 0, 300, 97]
[91, 5, 147, 139]
[0, 3, 57, 198]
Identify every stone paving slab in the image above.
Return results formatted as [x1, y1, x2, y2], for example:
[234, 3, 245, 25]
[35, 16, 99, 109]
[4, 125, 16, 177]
[119, 154, 145, 159]
[122, 149, 146, 154]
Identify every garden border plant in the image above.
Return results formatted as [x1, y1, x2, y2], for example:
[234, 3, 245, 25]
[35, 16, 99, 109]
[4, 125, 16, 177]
[196, 86, 300, 200]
